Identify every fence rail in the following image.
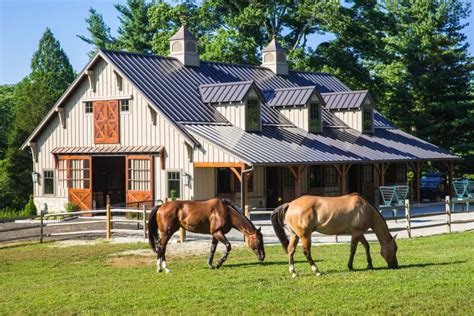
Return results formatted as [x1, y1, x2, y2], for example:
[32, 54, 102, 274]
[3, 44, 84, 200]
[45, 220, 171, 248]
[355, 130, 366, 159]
[1, 197, 473, 245]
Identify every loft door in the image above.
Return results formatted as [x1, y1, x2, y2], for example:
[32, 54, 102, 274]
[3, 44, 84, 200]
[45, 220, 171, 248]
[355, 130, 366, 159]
[126, 155, 153, 207]
[94, 100, 119, 144]
[59, 156, 92, 210]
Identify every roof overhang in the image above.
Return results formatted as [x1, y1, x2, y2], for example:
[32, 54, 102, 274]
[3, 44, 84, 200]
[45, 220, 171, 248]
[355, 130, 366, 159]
[51, 145, 164, 156]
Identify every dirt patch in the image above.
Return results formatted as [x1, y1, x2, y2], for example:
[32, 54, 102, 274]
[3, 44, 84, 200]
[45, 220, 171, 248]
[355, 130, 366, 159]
[107, 255, 154, 268]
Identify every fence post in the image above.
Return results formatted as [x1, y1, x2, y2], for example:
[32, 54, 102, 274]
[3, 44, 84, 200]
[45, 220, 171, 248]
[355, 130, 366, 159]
[445, 195, 452, 233]
[179, 227, 186, 243]
[335, 235, 338, 243]
[106, 201, 111, 240]
[405, 199, 411, 238]
[142, 205, 147, 240]
[40, 209, 44, 243]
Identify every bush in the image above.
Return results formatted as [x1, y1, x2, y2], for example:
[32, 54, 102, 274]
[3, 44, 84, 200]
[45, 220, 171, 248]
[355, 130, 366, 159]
[20, 195, 37, 217]
[64, 202, 79, 212]
[0, 207, 20, 219]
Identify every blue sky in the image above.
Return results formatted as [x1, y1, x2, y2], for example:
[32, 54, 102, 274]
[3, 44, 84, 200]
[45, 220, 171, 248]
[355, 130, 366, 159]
[1, 0, 473, 85]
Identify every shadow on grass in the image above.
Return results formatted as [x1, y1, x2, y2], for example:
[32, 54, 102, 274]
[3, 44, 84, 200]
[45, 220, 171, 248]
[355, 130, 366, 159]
[340, 260, 467, 273]
[224, 259, 321, 268]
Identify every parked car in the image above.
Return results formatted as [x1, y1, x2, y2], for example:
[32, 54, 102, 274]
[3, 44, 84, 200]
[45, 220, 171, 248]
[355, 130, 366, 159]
[420, 173, 448, 201]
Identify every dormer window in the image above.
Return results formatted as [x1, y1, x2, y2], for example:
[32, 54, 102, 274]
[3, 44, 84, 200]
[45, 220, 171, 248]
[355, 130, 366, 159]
[309, 102, 322, 133]
[362, 105, 373, 133]
[246, 98, 261, 131]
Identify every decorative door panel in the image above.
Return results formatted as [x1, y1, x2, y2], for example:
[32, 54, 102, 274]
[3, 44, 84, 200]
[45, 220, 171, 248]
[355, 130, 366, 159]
[94, 100, 119, 144]
[59, 156, 92, 211]
[126, 155, 153, 207]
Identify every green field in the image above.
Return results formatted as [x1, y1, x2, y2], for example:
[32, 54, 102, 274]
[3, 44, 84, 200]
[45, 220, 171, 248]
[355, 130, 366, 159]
[1, 232, 473, 315]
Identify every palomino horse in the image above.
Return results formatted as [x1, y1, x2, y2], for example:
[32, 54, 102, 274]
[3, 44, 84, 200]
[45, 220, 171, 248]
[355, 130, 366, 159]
[149, 198, 265, 273]
[271, 193, 398, 277]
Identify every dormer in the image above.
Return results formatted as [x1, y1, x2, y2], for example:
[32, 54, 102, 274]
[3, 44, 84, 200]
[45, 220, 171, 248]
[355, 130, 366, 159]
[169, 25, 199, 67]
[322, 90, 374, 133]
[264, 86, 323, 133]
[261, 37, 288, 76]
[199, 81, 263, 132]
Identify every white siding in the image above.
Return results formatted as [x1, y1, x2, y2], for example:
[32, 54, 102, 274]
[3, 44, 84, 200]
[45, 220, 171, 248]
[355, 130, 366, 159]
[334, 110, 362, 132]
[214, 103, 246, 130]
[278, 107, 308, 131]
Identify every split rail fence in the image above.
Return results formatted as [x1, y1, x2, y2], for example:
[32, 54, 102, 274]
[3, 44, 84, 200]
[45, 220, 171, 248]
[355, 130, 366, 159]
[1, 197, 472, 244]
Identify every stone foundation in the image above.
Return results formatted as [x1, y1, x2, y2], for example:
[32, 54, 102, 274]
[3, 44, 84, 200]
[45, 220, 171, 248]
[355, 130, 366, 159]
[34, 196, 68, 214]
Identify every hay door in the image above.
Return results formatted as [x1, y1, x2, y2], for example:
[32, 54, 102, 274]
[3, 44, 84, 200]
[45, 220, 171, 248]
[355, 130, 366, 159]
[93, 100, 119, 144]
[126, 155, 153, 208]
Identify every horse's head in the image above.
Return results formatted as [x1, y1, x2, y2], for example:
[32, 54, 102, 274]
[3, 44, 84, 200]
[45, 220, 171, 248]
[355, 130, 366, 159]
[381, 234, 399, 269]
[247, 227, 265, 261]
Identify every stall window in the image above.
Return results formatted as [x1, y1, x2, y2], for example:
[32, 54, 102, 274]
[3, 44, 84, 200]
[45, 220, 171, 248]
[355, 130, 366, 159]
[325, 166, 337, 186]
[363, 165, 373, 182]
[283, 168, 295, 187]
[167, 171, 181, 199]
[309, 166, 323, 188]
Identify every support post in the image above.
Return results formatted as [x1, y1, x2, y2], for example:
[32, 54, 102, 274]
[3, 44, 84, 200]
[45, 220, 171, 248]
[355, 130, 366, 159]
[142, 205, 147, 240]
[405, 199, 411, 238]
[40, 209, 44, 243]
[179, 227, 186, 243]
[445, 195, 452, 233]
[447, 160, 453, 198]
[106, 202, 111, 240]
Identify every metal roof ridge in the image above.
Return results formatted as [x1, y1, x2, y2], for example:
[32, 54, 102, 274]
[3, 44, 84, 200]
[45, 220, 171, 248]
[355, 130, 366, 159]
[321, 90, 369, 96]
[199, 80, 254, 88]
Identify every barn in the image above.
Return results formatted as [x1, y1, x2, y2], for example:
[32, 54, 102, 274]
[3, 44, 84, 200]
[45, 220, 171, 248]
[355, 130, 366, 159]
[22, 26, 459, 212]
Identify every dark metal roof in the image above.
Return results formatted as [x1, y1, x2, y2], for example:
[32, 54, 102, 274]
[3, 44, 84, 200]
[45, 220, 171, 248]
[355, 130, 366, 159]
[322, 90, 369, 111]
[185, 124, 458, 165]
[51, 145, 163, 155]
[102, 50, 349, 126]
[262, 38, 286, 52]
[199, 81, 254, 104]
[263, 86, 316, 107]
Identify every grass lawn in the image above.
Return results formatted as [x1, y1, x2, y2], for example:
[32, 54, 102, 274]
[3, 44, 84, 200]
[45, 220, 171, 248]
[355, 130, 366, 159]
[1, 232, 473, 315]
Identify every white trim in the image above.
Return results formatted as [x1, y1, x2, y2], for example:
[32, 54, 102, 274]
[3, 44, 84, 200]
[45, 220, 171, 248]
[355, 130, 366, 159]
[56, 108, 65, 129]
[86, 70, 96, 92]
[82, 95, 133, 102]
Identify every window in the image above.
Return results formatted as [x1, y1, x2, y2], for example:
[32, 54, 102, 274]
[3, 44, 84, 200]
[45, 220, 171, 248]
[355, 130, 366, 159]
[235, 173, 254, 193]
[362, 106, 373, 132]
[167, 171, 181, 199]
[120, 99, 129, 112]
[363, 165, 373, 182]
[309, 102, 321, 133]
[128, 159, 150, 191]
[43, 170, 54, 195]
[397, 164, 407, 183]
[325, 166, 337, 186]
[69, 159, 90, 189]
[309, 166, 323, 188]
[85, 101, 93, 113]
[283, 168, 295, 187]
[246, 99, 261, 131]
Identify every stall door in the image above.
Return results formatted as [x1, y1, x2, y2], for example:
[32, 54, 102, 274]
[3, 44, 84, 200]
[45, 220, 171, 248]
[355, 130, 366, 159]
[126, 156, 153, 207]
[94, 100, 119, 144]
[59, 156, 92, 210]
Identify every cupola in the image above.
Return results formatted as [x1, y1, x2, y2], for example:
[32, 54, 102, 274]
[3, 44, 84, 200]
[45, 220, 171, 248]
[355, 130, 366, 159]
[169, 25, 199, 67]
[261, 37, 288, 75]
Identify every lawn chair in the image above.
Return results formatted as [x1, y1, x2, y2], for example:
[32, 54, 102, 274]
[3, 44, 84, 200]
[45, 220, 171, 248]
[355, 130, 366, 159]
[394, 185, 409, 205]
[452, 180, 469, 211]
[379, 186, 398, 218]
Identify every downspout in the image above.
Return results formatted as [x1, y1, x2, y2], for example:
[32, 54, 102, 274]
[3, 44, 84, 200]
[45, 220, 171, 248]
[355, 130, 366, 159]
[240, 165, 254, 213]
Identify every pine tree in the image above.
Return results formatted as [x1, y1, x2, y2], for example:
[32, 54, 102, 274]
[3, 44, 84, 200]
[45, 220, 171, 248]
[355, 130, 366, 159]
[77, 8, 117, 56]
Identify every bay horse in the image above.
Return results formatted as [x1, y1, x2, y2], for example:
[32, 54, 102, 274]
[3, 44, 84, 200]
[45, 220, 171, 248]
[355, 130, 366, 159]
[271, 193, 398, 277]
[148, 198, 265, 273]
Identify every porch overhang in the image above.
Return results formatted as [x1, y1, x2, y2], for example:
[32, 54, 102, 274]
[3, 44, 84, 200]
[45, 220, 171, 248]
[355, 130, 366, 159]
[51, 145, 164, 155]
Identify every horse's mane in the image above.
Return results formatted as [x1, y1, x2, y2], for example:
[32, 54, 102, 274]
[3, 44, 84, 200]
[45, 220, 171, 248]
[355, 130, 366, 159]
[221, 199, 257, 231]
[369, 201, 393, 239]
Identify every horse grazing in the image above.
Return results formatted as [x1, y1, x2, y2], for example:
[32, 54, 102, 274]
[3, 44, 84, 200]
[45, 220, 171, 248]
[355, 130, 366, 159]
[271, 194, 398, 277]
[148, 198, 265, 273]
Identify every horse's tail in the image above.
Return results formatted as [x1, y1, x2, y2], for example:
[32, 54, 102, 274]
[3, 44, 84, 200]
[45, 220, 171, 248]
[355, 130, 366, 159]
[271, 203, 290, 253]
[148, 205, 160, 253]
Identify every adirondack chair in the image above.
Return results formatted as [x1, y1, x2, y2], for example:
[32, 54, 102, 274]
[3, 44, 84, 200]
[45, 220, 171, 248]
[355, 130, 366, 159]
[452, 180, 469, 211]
[394, 185, 409, 205]
[379, 186, 398, 218]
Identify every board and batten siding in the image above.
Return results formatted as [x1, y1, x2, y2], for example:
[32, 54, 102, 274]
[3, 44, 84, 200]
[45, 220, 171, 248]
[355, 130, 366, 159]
[278, 107, 308, 131]
[333, 110, 362, 132]
[214, 103, 246, 130]
[33, 58, 198, 210]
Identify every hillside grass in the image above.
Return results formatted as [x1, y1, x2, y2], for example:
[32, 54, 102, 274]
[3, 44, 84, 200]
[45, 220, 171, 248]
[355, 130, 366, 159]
[1, 232, 473, 315]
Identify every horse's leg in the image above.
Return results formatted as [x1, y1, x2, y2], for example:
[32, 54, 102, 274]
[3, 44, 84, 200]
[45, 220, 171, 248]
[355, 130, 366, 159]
[214, 231, 231, 269]
[301, 235, 321, 276]
[159, 230, 174, 273]
[156, 237, 163, 272]
[359, 235, 373, 270]
[288, 234, 299, 278]
[348, 235, 361, 271]
[207, 237, 219, 269]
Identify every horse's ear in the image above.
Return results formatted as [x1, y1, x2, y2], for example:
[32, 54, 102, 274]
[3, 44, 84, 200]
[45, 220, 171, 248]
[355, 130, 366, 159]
[393, 234, 398, 240]
[257, 227, 261, 232]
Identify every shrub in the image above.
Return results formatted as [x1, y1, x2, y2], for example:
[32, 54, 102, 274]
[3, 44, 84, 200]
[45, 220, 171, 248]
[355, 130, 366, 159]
[170, 190, 177, 201]
[0, 207, 20, 219]
[64, 202, 79, 212]
[21, 195, 37, 217]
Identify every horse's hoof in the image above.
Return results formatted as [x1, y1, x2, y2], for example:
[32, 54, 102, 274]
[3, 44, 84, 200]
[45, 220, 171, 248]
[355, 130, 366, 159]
[164, 268, 171, 273]
[291, 272, 298, 278]
[208, 265, 215, 270]
[315, 272, 322, 277]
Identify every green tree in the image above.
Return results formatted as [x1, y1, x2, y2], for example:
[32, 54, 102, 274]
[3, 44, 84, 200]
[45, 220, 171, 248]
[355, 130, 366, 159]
[0, 85, 15, 159]
[77, 8, 117, 56]
[116, 0, 155, 53]
[0, 29, 75, 211]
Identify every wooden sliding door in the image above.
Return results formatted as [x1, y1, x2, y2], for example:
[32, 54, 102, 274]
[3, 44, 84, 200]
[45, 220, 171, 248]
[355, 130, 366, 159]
[126, 155, 153, 206]
[58, 156, 92, 210]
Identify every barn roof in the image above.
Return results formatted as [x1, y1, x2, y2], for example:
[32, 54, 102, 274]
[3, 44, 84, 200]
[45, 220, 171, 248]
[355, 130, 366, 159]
[22, 49, 458, 163]
[199, 81, 255, 104]
[322, 90, 371, 111]
[263, 86, 317, 107]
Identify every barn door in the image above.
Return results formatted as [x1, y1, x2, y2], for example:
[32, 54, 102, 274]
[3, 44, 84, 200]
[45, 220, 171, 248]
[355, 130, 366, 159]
[126, 155, 153, 207]
[59, 156, 92, 211]
[94, 100, 119, 144]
